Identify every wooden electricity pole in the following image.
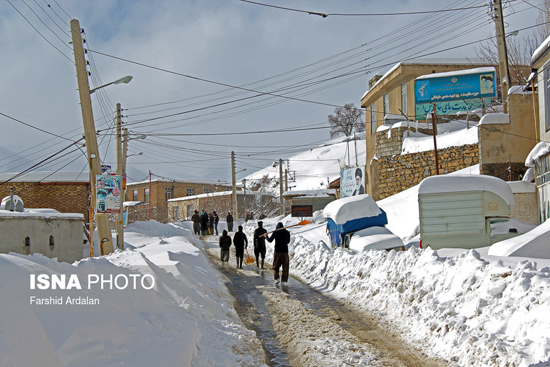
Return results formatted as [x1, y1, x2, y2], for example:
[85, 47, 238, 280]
[231, 151, 238, 221]
[279, 158, 283, 215]
[116, 104, 124, 250]
[493, 0, 510, 113]
[70, 19, 114, 256]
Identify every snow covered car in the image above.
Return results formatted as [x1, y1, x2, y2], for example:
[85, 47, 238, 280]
[324, 195, 388, 248]
[348, 226, 405, 252]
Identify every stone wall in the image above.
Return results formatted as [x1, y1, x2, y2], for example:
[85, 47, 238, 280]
[377, 144, 479, 199]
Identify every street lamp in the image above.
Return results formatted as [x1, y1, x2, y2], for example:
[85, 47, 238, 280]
[90, 75, 133, 94]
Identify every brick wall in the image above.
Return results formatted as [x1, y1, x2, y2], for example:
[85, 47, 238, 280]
[377, 144, 479, 199]
[0, 182, 90, 222]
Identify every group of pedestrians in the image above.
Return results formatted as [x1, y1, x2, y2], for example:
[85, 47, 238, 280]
[218, 220, 290, 284]
[191, 210, 219, 236]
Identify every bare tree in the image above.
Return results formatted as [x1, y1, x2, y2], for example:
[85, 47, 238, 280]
[328, 103, 365, 138]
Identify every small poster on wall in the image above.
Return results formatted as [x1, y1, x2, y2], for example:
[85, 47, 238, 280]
[340, 166, 365, 198]
[96, 174, 122, 214]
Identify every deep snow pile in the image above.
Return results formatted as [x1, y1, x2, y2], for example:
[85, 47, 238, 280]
[246, 215, 550, 367]
[0, 221, 266, 367]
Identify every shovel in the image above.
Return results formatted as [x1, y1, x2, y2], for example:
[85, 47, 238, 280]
[260, 220, 311, 237]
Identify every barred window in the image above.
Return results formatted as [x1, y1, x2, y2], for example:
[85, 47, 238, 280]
[187, 188, 195, 196]
[144, 188, 149, 203]
[204, 187, 213, 194]
[165, 187, 173, 201]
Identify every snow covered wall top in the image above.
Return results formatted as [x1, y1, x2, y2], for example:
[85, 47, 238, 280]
[323, 194, 382, 225]
[418, 175, 515, 211]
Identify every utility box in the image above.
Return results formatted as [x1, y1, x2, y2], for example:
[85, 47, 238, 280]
[418, 175, 516, 250]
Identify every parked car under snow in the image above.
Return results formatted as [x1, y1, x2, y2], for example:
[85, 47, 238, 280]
[324, 194, 398, 249]
[348, 226, 404, 252]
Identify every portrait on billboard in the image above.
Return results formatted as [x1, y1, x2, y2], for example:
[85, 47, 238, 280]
[341, 166, 365, 198]
[480, 74, 494, 95]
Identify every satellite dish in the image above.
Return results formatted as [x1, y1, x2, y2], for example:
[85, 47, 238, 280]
[1, 195, 24, 212]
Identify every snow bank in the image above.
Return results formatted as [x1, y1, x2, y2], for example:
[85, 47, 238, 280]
[289, 234, 550, 367]
[0, 222, 266, 367]
[478, 113, 510, 125]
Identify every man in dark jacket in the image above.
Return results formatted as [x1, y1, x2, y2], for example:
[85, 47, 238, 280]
[200, 211, 209, 236]
[191, 210, 200, 235]
[266, 222, 290, 284]
[253, 221, 267, 269]
[219, 230, 232, 266]
[226, 212, 234, 232]
[233, 225, 248, 269]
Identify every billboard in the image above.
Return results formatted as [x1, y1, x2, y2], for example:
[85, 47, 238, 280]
[291, 205, 313, 217]
[96, 174, 122, 214]
[415, 67, 496, 106]
[340, 166, 365, 198]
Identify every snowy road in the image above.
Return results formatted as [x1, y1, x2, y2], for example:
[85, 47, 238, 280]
[202, 236, 448, 367]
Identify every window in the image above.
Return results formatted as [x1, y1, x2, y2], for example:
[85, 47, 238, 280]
[187, 188, 195, 196]
[174, 207, 180, 220]
[204, 187, 213, 194]
[383, 93, 389, 116]
[165, 187, 173, 201]
[133, 190, 138, 201]
[144, 188, 149, 203]
[24, 237, 30, 255]
[401, 82, 407, 115]
[370, 104, 376, 134]
[49, 236, 55, 249]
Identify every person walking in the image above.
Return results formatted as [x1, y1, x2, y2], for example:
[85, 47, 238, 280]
[200, 211, 209, 236]
[233, 225, 248, 269]
[253, 221, 267, 269]
[266, 222, 290, 284]
[226, 211, 234, 232]
[191, 210, 200, 236]
[208, 213, 215, 235]
[213, 211, 219, 235]
[219, 230, 232, 266]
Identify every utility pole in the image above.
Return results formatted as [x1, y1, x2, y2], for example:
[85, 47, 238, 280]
[243, 179, 247, 221]
[279, 158, 283, 215]
[231, 151, 238, 221]
[122, 128, 128, 233]
[493, 0, 511, 113]
[431, 107, 440, 175]
[285, 169, 288, 192]
[148, 170, 152, 220]
[70, 19, 114, 256]
[116, 104, 124, 250]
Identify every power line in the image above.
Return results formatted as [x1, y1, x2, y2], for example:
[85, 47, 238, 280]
[240, 0, 490, 18]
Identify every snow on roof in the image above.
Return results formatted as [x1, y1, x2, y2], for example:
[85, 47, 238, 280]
[525, 141, 550, 167]
[124, 201, 143, 207]
[488, 218, 550, 258]
[531, 34, 550, 64]
[323, 194, 381, 224]
[508, 85, 531, 95]
[128, 178, 227, 186]
[0, 209, 83, 219]
[418, 174, 515, 211]
[478, 113, 510, 125]
[401, 125, 478, 155]
[416, 67, 496, 80]
[0, 171, 89, 183]
[168, 190, 271, 202]
[507, 181, 536, 194]
[283, 189, 335, 198]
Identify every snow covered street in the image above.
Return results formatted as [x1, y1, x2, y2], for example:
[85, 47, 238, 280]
[2, 216, 550, 366]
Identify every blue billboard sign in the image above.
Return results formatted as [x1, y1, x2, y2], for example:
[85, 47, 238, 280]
[415, 67, 496, 105]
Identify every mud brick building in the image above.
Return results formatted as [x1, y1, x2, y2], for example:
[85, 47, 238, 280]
[126, 178, 234, 224]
